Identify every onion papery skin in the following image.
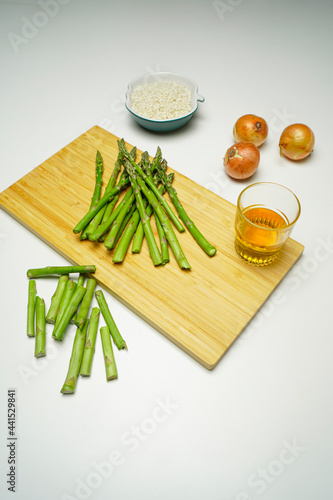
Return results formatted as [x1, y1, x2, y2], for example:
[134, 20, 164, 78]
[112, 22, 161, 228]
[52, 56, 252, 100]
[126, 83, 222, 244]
[279, 123, 315, 161]
[233, 114, 268, 147]
[223, 142, 260, 180]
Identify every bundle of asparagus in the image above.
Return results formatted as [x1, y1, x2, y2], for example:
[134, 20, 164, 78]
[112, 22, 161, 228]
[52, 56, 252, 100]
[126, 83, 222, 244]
[73, 140, 216, 269]
[26, 266, 125, 394]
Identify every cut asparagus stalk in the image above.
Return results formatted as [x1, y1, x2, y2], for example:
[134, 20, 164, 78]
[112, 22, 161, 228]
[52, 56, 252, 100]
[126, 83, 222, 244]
[80, 150, 104, 240]
[157, 157, 217, 257]
[70, 274, 85, 324]
[27, 279, 36, 337]
[123, 158, 162, 266]
[75, 278, 97, 329]
[100, 326, 118, 381]
[27, 265, 96, 278]
[52, 286, 86, 341]
[54, 280, 77, 328]
[118, 139, 184, 233]
[95, 290, 127, 350]
[60, 319, 88, 394]
[35, 296, 46, 358]
[46, 275, 69, 324]
[80, 307, 100, 376]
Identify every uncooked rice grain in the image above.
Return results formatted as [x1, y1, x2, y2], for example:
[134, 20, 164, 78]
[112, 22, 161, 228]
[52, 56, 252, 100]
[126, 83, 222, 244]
[130, 81, 192, 120]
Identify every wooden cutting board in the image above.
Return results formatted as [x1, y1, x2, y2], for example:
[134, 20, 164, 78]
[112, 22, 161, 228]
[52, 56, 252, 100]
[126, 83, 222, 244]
[0, 126, 304, 369]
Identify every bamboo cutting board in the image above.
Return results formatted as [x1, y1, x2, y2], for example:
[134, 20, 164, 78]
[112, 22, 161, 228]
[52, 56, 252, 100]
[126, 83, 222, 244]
[0, 126, 304, 369]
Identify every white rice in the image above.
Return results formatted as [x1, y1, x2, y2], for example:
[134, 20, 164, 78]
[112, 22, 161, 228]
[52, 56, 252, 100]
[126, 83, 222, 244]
[130, 81, 192, 120]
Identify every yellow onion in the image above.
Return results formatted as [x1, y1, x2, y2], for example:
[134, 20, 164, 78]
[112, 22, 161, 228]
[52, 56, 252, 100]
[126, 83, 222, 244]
[233, 114, 268, 147]
[279, 123, 315, 160]
[223, 142, 260, 180]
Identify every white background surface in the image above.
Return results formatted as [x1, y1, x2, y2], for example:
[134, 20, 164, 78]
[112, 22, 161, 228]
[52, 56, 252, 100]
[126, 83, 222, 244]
[1, 1, 333, 499]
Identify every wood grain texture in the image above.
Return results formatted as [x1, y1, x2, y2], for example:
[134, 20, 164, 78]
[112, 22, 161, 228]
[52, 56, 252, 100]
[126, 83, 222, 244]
[0, 126, 304, 369]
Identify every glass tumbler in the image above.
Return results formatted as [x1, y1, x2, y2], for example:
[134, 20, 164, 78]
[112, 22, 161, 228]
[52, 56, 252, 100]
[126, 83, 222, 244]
[234, 182, 301, 266]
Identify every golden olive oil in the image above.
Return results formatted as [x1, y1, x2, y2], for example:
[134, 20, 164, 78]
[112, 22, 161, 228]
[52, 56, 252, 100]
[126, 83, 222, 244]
[235, 206, 289, 265]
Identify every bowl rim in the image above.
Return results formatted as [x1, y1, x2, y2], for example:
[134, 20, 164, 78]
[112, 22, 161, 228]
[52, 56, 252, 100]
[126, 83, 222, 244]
[125, 71, 204, 124]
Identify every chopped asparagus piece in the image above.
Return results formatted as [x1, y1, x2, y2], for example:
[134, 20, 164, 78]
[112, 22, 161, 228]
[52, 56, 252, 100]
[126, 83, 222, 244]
[80, 307, 100, 377]
[35, 296, 46, 358]
[46, 275, 69, 324]
[27, 279, 36, 337]
[95, 290, 127, 350]
[27, 265, 96, 278]
[75, 278, 97, 329]
[60, 320, 88, 394]
[100, 326, 118, 381]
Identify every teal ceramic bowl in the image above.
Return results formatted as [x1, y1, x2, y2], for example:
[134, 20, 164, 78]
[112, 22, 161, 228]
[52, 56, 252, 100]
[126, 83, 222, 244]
[125, 72, 205, 132]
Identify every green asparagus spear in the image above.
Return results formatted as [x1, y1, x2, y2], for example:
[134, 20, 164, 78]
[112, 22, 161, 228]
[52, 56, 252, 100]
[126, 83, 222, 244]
[75, 278, 97, 329]
[95, 290, 127, 350]
[46, 275, 69, 324]
[157, 156, 217, 257]
[60, 319, 88, 394]
[105, 150, 124, 190]
[52, 286, 86, 341]
[156, 215, 169, 265]
[80, 307, 100, 376]
[27, 265, 96, 278]
[91, 150, 104, 206]
[100, 326, 118, 381]
[35, 296, 46, 358]
[80, 151, 104, 239]
[27, 280, 37, 337]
